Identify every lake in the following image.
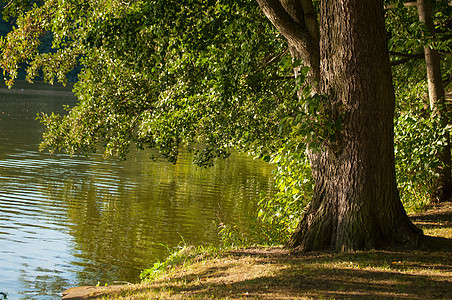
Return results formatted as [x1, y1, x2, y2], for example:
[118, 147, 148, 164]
[0, 82, 275, 299]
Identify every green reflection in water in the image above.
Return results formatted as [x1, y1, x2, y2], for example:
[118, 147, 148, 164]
[57, 149, 275, 284]
[0, 81, 276, 295]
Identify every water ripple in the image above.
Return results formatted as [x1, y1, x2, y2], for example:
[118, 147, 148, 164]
[0, 85, 275, 299]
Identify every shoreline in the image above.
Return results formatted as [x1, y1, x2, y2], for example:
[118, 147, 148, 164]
[61, 202, 452, 299]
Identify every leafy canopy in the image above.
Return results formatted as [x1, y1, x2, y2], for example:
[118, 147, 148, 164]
[0, 0, 323, 166]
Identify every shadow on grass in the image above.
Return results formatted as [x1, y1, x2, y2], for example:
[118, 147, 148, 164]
[101, 205, 452, 299]
[238, 265, 450, 299]
[243, 251, 451, 299]
[114, 250, 451, 299]
[410, 202, 452, 228]
[412, 212, 452, 223]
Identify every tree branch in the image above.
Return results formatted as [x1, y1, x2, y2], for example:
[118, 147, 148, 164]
[256, 0, 320, 88]
[299, 0, 320, 48]
[444, 72, 452, 87]
[256, 0, 313, 54]
[389, 51, 425, 66]
[390, 58, 414, 66]
[389, 51, 425, 58]
[256, 47, 288, 73]
[385, 1, 417, 10]
[0, 0, 14, 12]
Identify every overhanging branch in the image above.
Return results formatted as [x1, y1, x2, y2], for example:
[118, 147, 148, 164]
[256, 0, 313, 54]
[256, 0, 320, 88]
[0, 0, 14, 12]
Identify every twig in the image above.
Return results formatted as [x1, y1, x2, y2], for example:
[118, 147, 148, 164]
[0, 0, 14, 12]
[444, 72, 452, 87]
[254, 48, 288, 74]
[389, 51, 424, 59]
[385, 1, 417, 10]
[390, 52, 425, 66]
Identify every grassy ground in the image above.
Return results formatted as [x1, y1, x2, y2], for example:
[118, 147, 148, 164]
[64, 202, 452, 299]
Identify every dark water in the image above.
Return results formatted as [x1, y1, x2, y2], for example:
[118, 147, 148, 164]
[0, 82, 275, 299]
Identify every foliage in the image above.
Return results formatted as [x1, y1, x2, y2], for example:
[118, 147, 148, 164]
[385, 0, 451, 91]
[385, 0, 452, 55]
[394, 83, 447, 212]
[0, 0, 308, 166]
[140, 243, 216, 281]
[0, 0, 341, 251]
[0, 0, 343, 168]
[386, 0, 452, 208]
[2, 0, 451, 249]
[219, 149, 313, 247]
[264, 150, 313, 229]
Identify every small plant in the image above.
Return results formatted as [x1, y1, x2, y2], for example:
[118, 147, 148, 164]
[140, 243, 215, 281]
[394, 88, 448, 212]
[219, 149, 313, 247]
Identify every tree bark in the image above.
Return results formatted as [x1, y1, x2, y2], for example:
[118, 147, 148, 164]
[417, 0, 452, 202]
[259, 0, 424, 251]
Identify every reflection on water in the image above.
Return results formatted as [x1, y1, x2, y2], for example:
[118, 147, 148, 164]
[0, 82, 275, 299]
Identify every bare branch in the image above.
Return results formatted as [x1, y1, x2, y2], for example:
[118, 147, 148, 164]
[255, 47, 288, 73]
[390, 58, 415, 66]
[389, 51, 425, 66]
[0, 0, 14, 12]
[385, 1, 417, 10]
[444, 72, 452, 87]
[389, 51, 425, 59]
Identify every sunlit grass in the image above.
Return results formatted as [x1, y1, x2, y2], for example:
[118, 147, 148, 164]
[65, 203, 452, 300]
[98, 246, 451, 299]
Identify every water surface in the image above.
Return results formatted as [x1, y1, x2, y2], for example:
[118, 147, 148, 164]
[0, 82, 275, 299]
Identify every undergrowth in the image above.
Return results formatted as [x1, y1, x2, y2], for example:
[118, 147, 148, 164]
[140, 243, 219, 282]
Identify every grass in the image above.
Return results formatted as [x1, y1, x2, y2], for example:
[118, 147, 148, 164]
[98, 248, 451, 299]
[63, 202, 452, 300]
[410, 202, 452, 238]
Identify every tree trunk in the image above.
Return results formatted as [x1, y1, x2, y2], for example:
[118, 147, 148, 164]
[417, 0, 452, 202]
[285, 0, 423, 251]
